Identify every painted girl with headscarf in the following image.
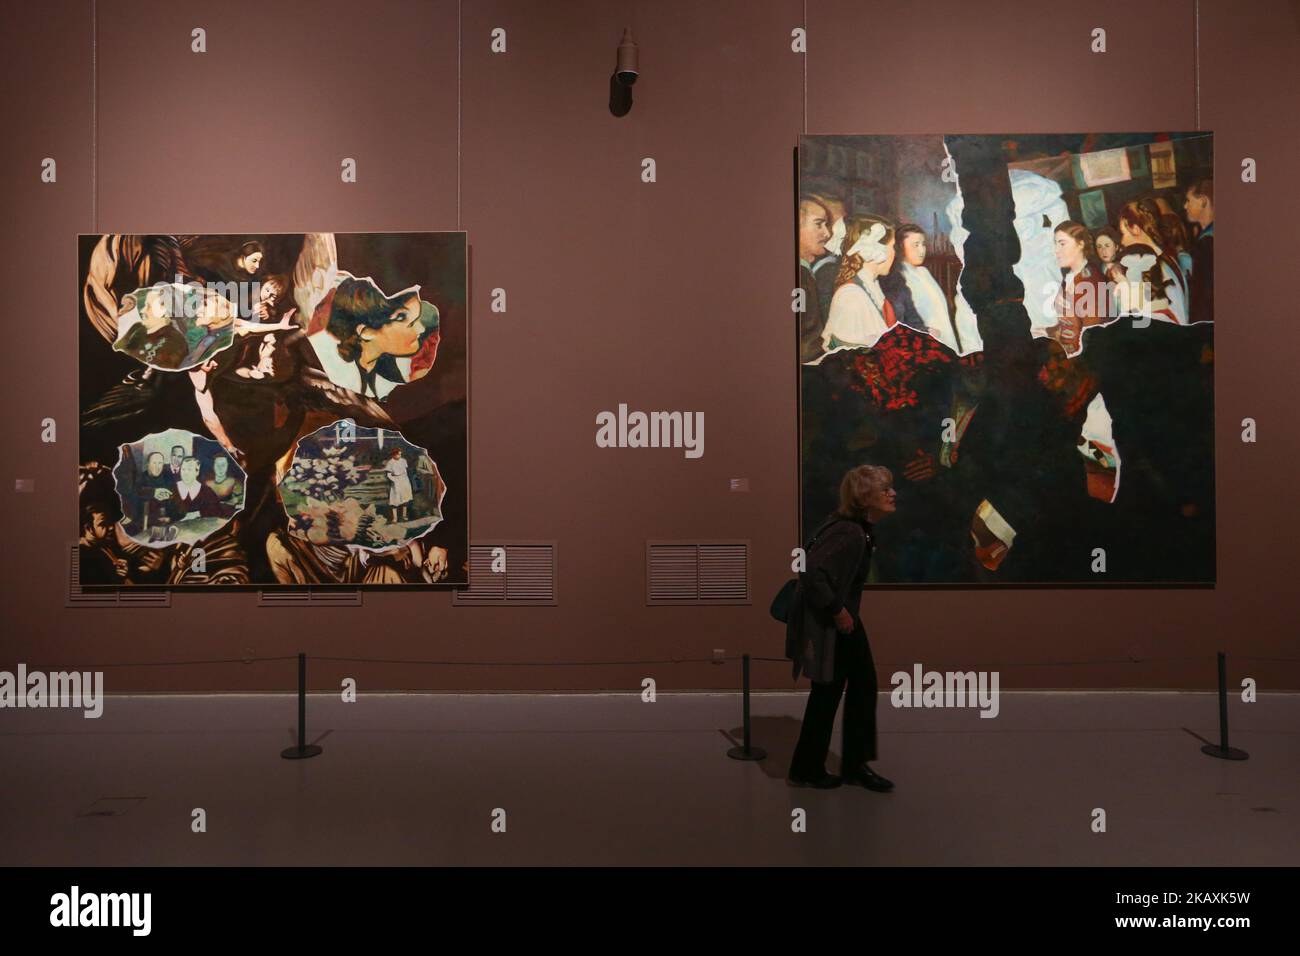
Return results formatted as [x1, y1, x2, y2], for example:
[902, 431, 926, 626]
[820, 216, 898, 356]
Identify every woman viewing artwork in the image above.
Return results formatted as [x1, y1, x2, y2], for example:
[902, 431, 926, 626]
[786, 464, 897, 792]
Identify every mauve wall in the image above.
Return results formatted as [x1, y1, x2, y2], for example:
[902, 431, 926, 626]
[1, 1, 1297, 691]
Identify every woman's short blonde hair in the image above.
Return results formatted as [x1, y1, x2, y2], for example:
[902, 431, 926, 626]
[837, 464, 893, 519]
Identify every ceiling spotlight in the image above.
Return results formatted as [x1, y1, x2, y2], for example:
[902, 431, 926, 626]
[609, 28, 638, 117]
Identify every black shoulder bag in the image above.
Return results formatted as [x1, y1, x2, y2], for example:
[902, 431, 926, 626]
[768, 517, 846, 623]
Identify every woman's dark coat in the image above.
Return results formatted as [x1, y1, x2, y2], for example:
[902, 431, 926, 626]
[784, 516, 874, 682]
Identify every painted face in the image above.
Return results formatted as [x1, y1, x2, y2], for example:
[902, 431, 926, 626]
[88, 512, 113, 541]
[1185, 191, 1211, 227]
[195, 292, 232, 329]
[1095, 235, 1117, 263]
[902, 232, 926, 266]
[171, 448, 184, 469]
[799, 203, 831, 261]
[180, 459, 200, 483]
[240, 251, 264, 274]
[146, 453, 165, 477]
[1054, 231, 1085, 269]
[362, 300, 423, 358]
[213, 457, 228, 480]
[141, 289, 171, 329]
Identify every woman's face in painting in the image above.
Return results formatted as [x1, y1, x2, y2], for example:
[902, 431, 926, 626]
[1095, 234, 1117, 263]
[1054, 231, 1085, 270]
[213, 457, 228, 481]
[902, 232, 927, 266]
[361, 299, 423, 358]
[239, 251, 264, 275]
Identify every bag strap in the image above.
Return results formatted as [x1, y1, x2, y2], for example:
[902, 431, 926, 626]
[805, 516, 848, 554]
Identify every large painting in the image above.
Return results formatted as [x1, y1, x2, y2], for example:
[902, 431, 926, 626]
[78, 233, 468, 587]
[798, 134, 1214, 584]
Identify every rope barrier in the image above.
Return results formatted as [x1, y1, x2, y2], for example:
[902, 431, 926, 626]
[13, 655, 300, 671]
[312, 655, 733, 667]
[749, 654, 1223, 670]
[9, 653, 1297, 671]
[5, 651, 1279, 767]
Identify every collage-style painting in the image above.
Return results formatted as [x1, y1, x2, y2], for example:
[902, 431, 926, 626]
[78, 232, 468, 587]
[798, 133, 1215, 584]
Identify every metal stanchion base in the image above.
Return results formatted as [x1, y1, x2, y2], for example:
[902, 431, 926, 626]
[281, 744, 323, 760]
[1201, 744, 1249, 761]
[727, 745, 767, 761]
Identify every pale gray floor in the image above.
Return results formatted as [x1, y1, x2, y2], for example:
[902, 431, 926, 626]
[1, 692, 1296, 866]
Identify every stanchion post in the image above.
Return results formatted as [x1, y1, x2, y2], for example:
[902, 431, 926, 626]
[281, 652, 323, 760]
[1201, 651, 1248, 761]
[727, 653, 766, 761]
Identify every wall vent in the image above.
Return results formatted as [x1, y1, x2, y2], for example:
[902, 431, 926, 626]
[646, 541, 750, 605]
[67, 544, 171, 608]
[452, 542, 557, 606]
[258, 587, 362, 607]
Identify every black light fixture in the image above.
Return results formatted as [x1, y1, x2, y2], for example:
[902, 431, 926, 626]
[609, 28, 638, 117]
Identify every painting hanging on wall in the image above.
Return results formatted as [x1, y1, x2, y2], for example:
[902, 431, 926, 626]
[78, 232, 468, 587]
[798, 133, 1214, 584]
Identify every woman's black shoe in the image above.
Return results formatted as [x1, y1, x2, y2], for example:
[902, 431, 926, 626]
[842, 765, 894, 792]
[786, 771, 843, 789]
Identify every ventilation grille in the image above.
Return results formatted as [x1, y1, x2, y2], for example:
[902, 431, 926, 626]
[67, 544, 171, 608]
[258, 587, 362, 607]
[646, 541, 750, 605]
[452, 543, 557, 606]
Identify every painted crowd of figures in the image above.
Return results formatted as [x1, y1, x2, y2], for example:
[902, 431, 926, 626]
[798, 135, 1214, 584]
[799, 182, 1213, 366]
